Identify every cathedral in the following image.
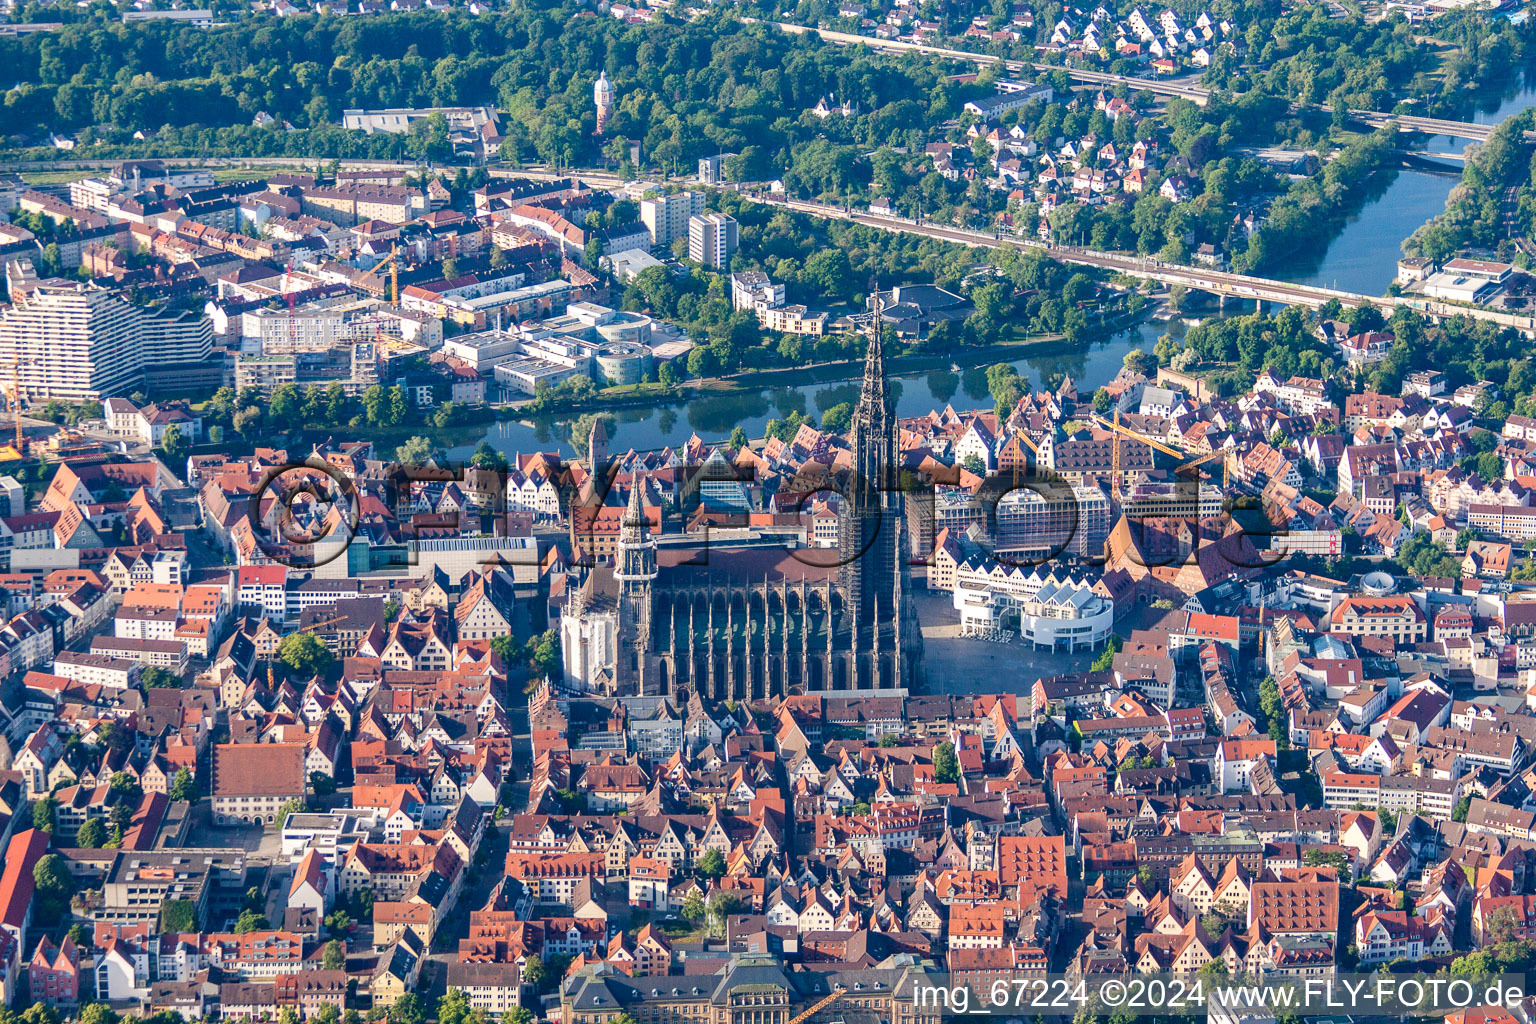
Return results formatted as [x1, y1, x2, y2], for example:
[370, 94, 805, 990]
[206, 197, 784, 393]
[561, 311, 921, 700]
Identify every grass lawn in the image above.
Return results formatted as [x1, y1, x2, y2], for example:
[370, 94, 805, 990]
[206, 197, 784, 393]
[22, 169, 92, 185]
[213, 165, 308, 182]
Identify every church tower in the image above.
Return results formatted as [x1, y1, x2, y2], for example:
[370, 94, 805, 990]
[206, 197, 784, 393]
[838, 296, 909, 688]
[587, 415, 609, 473]
[615, 480, 657, 692]
[594, 71, 614, 136]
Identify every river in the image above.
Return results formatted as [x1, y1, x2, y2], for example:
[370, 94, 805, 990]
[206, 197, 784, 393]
[1271, 167, 1459, 297]
[457, 76, 1536, 460]
[1270, 72, 1536, 297]
[1424, 69, 1536, 156]
[453, 318, 1187, 459]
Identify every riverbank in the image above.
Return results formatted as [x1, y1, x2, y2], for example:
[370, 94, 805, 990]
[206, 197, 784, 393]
[510, 331, 1065, 417]
[506, 307, 1146, 421]
[451, 311, 1179, 459]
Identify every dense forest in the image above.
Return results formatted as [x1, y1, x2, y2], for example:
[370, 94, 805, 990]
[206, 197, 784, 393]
[0, 5, 981, 166]
[1406, 110, 1536, 264]
[1156, 297, 1536, 420]
[1196, 4, 1531, 117]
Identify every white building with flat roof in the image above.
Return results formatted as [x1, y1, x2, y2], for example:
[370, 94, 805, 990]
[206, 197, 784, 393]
[948, 561, 1113, 649]
[602, 248, 664, 282]
[688, 213, 738, 269]
[640, 190, 706, 246]
[0, 282, 210, 400]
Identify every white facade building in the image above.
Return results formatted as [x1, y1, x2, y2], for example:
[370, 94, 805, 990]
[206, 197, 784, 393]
[948, 561, 1114, 649]
[640, 191, 707, 246]
[688, 213, 738, 269]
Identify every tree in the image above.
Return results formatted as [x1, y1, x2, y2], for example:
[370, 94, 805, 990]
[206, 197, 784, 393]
[521, 954, 547, 990]
[33, 854, 72, 922]
[276, 798, 306, 829]
[682, 890, 706, 922]
[325, 909, 352, 934]
[322, 938, 347, 970]
[437, 990, 475, 1024]
[1486, 905, 1521, 945]
[169, 767, 196, 802]
[729, 426, 748, 451]
[396, 435, 434, 465]
[160, 898, 198, 933]
[159, 424, 187, 462]
[529, 629, 561, 679]
[1454, 797, 1472, 822]
[32, 797, 55, 833]
[1090, 633, 1124, 673]
[109, 771, 141, 801]
[389, 994, 425, 1024]
[233, 406, 264, 439]
[584, 237, 606, 273]
[78, 1006, 119, 1024]
[933, 740, 959, 784]
[878, 733, 900, 747]
[76, 816, 107, 848]
[141, 666, 183, 688]
[1304, 849, 1350, 872]
[470, 441, 508, 473]
[234, 908, 269, 934]
[706, 892, 743, 937]
[568, 411, 615, 451]
[695, 849, 726, 879]
[961, 454, 986, 476]
[278, 632, 332, 677]
[490, 634, 523, 663]
[310, 771, 337, 797]
[820, 402, 853, 435]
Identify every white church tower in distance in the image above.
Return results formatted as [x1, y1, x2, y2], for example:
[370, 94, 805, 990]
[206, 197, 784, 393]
[594, 71, 614, 135]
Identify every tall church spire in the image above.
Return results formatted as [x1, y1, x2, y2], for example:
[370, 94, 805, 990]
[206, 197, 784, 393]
[620, 477, 648, 544]
[616, 478, 656, 582]
[859, 291, 890, 418]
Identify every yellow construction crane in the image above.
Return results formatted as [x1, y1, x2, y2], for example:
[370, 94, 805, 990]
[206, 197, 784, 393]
[788, 991, 845, 1024]
[1008, 429, 1043, 485]
[1094, 410, 1188, 500]
[1178, 447, 1230, 489]
[1090, 413, 1187, 459]
[360, 243, 401, 304]
[297, 614, 347, 635]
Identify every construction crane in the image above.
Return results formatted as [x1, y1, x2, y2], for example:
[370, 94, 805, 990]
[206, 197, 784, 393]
[1008, 429, 1043, 485]
[359, 243, 401, 304]
[1178, 447, 1230, 489]
[787, 991, 845, 1024]
[1093, 410, 1189, 500]
[297, 614, 347, 635]
[1090, 413, 1188, 460]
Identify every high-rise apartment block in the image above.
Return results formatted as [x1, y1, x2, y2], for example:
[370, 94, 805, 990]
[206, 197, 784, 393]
[688, 213, 738, 269]
[639, 191, 706, 247]
[0, 282, 212, 400]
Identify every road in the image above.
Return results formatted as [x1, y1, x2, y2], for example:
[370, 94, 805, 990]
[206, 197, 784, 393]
[741, 192, 1536, 335]
[764, 20, 1514, 142]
